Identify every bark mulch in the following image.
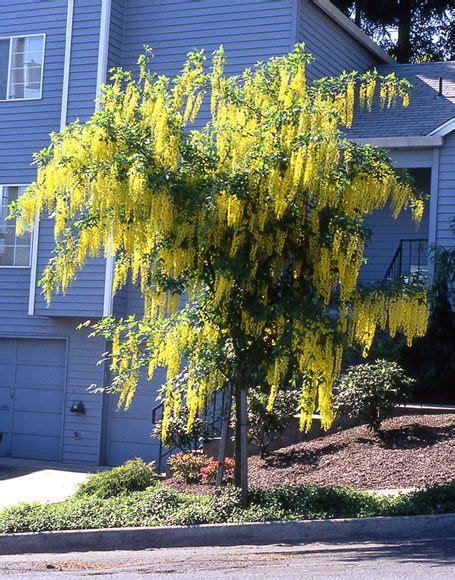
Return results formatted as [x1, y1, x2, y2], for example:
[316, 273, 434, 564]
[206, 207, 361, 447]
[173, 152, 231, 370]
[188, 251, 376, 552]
[164, 414, 454, 494]
[248, 414, 454, 491]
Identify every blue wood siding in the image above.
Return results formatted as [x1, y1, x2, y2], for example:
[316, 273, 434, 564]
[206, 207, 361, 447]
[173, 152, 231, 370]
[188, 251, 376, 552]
[360, 203, 430, 283]
[297, 0, 379, 80]
[33, 0, 107, 317]
[360, 162, 431, 283]
[108, 0, 126, 70]
[0, 0, 106, 464]
[436, 133, 455, 249]
[122, 0, 293, 125]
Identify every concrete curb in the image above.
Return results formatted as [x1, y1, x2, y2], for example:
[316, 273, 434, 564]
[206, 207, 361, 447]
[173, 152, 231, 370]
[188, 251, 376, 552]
[1, 514, 454, 555]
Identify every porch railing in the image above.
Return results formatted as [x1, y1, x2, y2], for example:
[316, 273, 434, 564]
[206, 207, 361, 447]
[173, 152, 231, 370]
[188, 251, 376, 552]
[383, 239, 429, 284]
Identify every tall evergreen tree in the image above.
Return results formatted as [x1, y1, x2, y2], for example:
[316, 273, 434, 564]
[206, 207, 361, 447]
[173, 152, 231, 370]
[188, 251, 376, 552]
[334, 0, 454, 63]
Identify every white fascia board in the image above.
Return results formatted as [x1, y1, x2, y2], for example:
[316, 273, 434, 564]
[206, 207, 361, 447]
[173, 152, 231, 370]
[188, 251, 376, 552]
[351, 136, 443, 149]
[428, 117, 455, 137]
[312, 0, 394, 64]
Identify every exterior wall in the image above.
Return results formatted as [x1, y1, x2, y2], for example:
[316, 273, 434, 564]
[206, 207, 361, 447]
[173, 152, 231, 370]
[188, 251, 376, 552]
[33, 0, 106, 317]
[436, 132, 455, 249]
[0, 0, 106, 464]
[360, 204, 430, 283]
[297, 0, 380, 80]
[360, 154, 432, 283]
[122, 0, 293, 129]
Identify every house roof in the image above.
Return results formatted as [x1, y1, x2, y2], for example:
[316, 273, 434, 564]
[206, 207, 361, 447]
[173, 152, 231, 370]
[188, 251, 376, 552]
[349, 61, 455, 140]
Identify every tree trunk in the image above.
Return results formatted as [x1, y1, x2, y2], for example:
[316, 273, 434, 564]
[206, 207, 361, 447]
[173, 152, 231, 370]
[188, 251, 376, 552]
[233, 372, 249, 503]
[233, 386, 242, 488]
[239, 385, 248, 503]
[396, 0, 412, 62]
[215, 383, 232, 495]
[354, 0, 362, 27]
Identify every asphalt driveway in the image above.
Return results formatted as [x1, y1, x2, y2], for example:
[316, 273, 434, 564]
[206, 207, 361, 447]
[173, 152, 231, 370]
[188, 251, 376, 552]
[0, 458, 95, 508]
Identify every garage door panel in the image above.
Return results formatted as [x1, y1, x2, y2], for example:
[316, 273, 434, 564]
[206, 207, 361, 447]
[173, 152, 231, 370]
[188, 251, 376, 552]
[0, 338, 66, 461]
[13, 387, 64, 414]
[11, 434, 61, 461]
[0, 363, 14, 387]
[107, 441, 159, 466]
[13, 410, 63, 437]
[0, 385, 10, 408]
[0, 340, 16, 361]
[108, 416, 153, 442]
[116, 393, 156, 417]
[0, 409, 10, 454]
[16, 339, 66, 363]
[15, 364, 65, 388]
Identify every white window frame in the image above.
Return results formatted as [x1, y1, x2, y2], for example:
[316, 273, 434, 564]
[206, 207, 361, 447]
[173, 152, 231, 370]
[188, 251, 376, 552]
[0, 184, 33, 269]
[0, 33, 46, 102]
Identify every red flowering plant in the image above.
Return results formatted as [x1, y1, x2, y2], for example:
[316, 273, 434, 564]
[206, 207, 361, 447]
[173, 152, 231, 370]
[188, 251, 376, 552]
[200, 457, 235, 484]
[168, 452, 211, 483]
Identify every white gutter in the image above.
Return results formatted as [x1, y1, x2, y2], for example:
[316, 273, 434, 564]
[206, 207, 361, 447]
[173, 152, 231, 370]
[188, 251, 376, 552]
[96, 0, 115, 317]
[351, 136, 443, 149]
[312, 0, 394, 64]
[28, 0, 75, 316]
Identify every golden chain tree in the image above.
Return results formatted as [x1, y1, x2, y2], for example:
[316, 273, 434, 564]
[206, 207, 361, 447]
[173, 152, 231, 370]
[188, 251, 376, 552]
[14, 45, 428, 496]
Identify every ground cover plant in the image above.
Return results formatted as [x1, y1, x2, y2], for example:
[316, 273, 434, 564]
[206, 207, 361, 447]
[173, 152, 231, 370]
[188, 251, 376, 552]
[1, 481, 453, 534]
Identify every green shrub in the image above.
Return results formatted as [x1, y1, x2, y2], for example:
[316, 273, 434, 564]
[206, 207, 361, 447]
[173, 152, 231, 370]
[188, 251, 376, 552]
[334, 360, 415, 433]
[168, 452, 211, 483]
[76, 458, 157, 499]
[248, 387, 299, 458]
[153, 410, 211, 453]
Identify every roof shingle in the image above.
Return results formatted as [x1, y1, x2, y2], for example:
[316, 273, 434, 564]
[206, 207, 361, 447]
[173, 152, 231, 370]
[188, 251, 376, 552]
[349, 61, 455, 138]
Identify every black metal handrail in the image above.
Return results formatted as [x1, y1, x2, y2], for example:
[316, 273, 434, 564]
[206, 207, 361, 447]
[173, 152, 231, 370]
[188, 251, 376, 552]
[152, 391, 226, 474]
[383, 239, 429, 284]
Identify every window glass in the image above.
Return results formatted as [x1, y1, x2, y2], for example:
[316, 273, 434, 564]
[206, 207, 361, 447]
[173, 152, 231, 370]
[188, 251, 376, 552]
[0, 186, 31, 267]
[0, 35, 45, 100]
[0, 39, 9, 100]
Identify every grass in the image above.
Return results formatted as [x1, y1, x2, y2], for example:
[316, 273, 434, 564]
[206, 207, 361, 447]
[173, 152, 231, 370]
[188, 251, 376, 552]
[1, 481, 454, 534]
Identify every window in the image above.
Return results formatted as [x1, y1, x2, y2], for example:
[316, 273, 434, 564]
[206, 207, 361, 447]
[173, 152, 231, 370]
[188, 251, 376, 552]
[0, 186, 31, 267]
[0, 34, 45, 101]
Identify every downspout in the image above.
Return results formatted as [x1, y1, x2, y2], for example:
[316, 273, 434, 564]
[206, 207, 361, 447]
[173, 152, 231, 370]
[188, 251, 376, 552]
[427, 147, 440, 279]
[97, 0, 114, 317]
[28, 0, 75, 316]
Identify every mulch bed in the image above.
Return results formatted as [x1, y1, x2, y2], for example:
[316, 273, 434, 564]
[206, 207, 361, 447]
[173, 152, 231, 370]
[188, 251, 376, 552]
[164, 414, 454, 493]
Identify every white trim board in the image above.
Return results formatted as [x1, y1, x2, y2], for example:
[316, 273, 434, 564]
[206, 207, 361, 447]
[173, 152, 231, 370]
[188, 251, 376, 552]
[96, 0, 115, 317]
[428, 117, 455, 138]
[60, 0, 75, 130]
[351, 136, 443, 149]
[311, 0, 394, 64]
